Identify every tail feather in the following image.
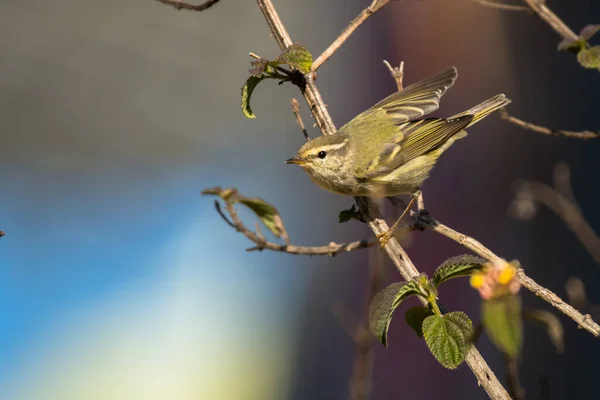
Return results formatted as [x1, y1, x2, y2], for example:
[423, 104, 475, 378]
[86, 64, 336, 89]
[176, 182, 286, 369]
[450, 94, 511, 127]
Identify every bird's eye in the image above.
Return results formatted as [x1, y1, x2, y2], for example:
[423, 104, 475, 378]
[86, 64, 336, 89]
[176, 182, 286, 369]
[317, 151, 327, 159]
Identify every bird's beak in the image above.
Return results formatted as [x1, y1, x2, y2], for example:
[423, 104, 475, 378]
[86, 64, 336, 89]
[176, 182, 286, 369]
[285, 156, 306, 165]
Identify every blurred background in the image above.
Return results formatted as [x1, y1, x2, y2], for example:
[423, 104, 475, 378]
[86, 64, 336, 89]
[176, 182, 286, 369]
[1, 0, 599, 399]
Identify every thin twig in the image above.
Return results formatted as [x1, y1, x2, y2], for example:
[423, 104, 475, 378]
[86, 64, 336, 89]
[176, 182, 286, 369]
[312, 0, 391, 71]
[521, 0, 578, 41]
[291, 98, 310, 141]
[414, 213, 600, 337]
[219, 200, 376, 255]
[501, 110, 600, 140]
[256, 1, 510, 397]
[504, 356, 526, 400]
[467, 0, 531, 12]
[383, 60, 404, 91]
[154, 0, 220, 11]
[511, 164, 600, 265]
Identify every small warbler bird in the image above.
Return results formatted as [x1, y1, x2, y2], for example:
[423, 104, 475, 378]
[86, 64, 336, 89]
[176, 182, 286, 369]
[285, 66, 510, 244]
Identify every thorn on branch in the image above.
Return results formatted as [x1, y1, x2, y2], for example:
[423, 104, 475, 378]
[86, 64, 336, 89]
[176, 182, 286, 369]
[501, 110, 600, 139]
[154, 0, 221, 11]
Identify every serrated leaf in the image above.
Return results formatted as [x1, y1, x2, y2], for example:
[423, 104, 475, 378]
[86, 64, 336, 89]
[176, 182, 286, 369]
[274, 44, 313, 74]
[405, 306, 434, 338]
[433, 255, 486, 287]
[524, 309, 564, 354]
[241, 76, 266, 118]
[338, 205, 361, 223]
[249, 58, 269, 77]
[577, 46, 600, 69]
[237, 197, 289, 242]
[482, 295, 523, 357]
[369, 281, 423, 347]
[422, 312, 473, 369]
[580, 24, 600, 40]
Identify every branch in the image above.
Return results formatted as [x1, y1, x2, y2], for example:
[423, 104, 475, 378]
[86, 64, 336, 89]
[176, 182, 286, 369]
[501, 110, 600, 140]
[467, 0, 531, 13]
[414, 213, 600, 337]
[218, 200, 376, 256]
[510, 164, 600, 265]
[521, 0, 578, 41]
[383, 60, 404, 91]
[291, 98, 310, 141]
[154, 0, 220, 11]
[312, 0, 390, 71]
[256, 1, 510, 398]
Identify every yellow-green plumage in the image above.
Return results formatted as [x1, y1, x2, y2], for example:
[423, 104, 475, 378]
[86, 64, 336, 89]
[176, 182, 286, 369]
[286, 67, 510, 197]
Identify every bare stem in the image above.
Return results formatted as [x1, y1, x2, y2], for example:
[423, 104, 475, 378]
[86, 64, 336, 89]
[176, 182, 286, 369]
[291, 98, 310, 141]
[511, 164, 600, 265]
[467, 0, 531, 12]
[501, 110, 600, 140]
[154, 0, 220, 11]
[521, 0, 578, 41]
[256, 1, 510, 397]
[312, 0, 391, 71]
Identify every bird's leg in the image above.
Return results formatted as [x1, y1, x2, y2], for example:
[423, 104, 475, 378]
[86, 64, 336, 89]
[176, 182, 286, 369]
[377, 190, 420, 247]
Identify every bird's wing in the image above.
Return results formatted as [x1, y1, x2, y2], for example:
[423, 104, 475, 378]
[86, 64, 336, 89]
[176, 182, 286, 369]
[366, 67, 458, 123]
[359, 115, 473, 179]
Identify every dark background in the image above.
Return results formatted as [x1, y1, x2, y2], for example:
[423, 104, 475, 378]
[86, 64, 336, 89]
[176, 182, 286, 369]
[1, 0, 599, 399]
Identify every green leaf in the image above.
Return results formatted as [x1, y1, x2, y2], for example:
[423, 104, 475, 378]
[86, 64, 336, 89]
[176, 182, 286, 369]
[577, 46, 600, 69]
[405, 306, 434, 338]
[580, 24, 600, 41]
[482, 295, 523, 357]
[241, 76, 266, 118]
[422, 312, 473, 370]
[338, 205, 362, 223]
[237, 197, 289, 242]
[432, 255, 486, 288]
[524, 309, 564, 354]
[369, 281, 423, 347]
[274, 44, 313, 74]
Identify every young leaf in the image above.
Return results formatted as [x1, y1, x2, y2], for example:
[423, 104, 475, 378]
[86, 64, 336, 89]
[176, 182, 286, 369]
[369, 281, 423, 347]
[580, 24, 600, 41]
[557, 38, 584, 52]
[201, 186, 237, 201]
[481, 295, 523, 357]
[422, 312, 473, 369]
[338, 205, 362, 223]
[241, 76, 266, 118]
[249, 58, 269, 77]
[405, 306, 434, 338]
[524, 309, 564, 354]
[274, 44, 313, 74]
[432, 254, 486, 288]
[237, 197, 289, 242]
[577, 46, 600, 69]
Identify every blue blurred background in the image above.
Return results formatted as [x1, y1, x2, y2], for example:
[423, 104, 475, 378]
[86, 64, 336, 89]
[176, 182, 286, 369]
[1, 1, 599, 399]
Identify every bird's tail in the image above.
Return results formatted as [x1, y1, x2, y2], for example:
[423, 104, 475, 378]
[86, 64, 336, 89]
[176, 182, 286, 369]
[450, 94, 511, 128]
